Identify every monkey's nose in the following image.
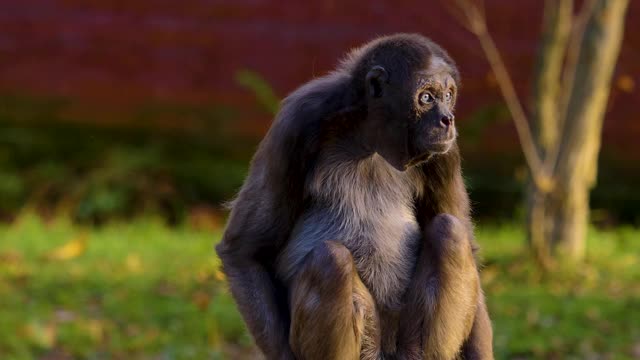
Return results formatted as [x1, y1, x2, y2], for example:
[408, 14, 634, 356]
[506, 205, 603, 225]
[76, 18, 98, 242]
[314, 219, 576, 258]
[440, 114, 454, 128]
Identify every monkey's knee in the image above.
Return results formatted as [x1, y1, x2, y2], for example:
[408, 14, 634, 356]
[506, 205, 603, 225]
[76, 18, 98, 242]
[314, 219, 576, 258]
[290, 241, 355, 311]
[290, 241, 364, 360]
[427, 214, 473, 265]
[305, 241, 354, 280]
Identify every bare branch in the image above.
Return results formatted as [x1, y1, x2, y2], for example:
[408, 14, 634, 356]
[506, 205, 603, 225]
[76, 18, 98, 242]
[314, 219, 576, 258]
[442, 1, 477, 33]
[531, 0, 572, 164]
[545, 0, 598, 174]
[458, 0, 488, 35]
[449, 0, 554, 192]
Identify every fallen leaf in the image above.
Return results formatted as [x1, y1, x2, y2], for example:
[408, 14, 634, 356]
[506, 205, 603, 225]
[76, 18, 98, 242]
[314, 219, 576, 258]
[214, 269, 226, 282]
[84, 319, 105, 342]
[192, 290, 211, 311]
[125, 253, 143, 273]
[44, 234, 88, 261]
[22, 321, 57, 349]
[0, 250, 22, 264]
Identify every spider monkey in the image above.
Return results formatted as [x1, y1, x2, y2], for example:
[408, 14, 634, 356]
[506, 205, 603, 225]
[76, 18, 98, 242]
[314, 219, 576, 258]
[217, 33, 493, 360]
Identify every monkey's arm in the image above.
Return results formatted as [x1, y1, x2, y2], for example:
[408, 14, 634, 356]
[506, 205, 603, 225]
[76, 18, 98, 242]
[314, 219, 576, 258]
[216, 71, 350, 359]
[215, 141, 295, 360]
[216, 147, 304, 360]
[217, 237, 294, 360]
[216, 93, 327, 359]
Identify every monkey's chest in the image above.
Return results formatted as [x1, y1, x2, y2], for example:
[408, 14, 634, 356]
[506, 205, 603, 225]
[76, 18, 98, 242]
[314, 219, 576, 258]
[280, 204, 422, 310]
[342, 213, 422, 310]
[279, 153, 424, 308]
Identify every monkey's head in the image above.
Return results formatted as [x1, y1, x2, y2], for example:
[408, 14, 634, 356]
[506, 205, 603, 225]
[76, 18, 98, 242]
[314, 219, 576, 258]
[349, 34, 460, 171]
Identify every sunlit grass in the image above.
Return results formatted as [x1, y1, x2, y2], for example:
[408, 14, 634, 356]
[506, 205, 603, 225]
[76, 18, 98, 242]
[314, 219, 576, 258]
[0, 215, 638, 359]
[0, 213, 250, 359]
[477, 224, 640, 359]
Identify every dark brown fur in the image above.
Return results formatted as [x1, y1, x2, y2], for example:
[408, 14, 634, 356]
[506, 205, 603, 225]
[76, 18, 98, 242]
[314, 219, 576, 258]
[216, 33, 493, 360]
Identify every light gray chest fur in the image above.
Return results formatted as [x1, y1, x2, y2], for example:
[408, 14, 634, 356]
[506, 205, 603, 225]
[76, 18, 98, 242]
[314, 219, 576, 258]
[277, 153, 424, 310]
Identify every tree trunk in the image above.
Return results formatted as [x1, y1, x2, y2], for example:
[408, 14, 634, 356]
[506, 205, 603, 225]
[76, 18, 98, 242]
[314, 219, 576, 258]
[527, 0, 629, 267]
[527, 0, 573, 268]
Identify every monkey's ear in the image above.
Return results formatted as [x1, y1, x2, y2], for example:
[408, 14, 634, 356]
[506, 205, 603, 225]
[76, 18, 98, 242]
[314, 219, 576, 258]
[366, 66, 388, 98]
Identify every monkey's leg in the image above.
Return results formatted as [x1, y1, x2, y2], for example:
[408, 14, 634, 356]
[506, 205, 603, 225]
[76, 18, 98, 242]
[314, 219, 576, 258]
[460, 293, 493, 360]
[289, 241, 380, 360]
[397, 214, 483, 360]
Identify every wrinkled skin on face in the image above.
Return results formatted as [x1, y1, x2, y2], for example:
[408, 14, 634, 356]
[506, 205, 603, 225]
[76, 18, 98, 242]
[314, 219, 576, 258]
[408, 57, 458, 165]
[364, 53, 459, 171]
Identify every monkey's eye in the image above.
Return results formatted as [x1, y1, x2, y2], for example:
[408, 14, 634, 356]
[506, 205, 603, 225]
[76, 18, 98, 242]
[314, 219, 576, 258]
[419, 92, 434, 105]
[445, 91, 453, 102]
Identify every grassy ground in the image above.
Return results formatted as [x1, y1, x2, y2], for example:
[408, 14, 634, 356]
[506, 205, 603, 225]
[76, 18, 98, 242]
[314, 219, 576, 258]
[0, 215, 639, 359]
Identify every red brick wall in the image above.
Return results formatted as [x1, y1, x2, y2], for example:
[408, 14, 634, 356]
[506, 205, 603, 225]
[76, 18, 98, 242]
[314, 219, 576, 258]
[1, 0, 638, 159]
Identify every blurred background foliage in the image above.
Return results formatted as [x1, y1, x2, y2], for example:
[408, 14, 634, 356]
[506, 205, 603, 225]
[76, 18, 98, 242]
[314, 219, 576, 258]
[1, 88, 638, 226]
[0, 94, 252, 224]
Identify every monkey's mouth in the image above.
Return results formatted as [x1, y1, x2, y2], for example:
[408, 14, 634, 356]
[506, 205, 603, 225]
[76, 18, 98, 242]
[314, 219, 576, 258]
[405, 129, 456, 168]
[406, 138, 454, 168]
[427, 139, 454, 154]
[427, 132, 456, 152]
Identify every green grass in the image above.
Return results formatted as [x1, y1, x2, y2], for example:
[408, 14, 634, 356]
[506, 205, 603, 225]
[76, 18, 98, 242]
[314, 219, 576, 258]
[477, 225, 640, 359]
[0, 215, 639, 359]
[0, 214, 251, 360]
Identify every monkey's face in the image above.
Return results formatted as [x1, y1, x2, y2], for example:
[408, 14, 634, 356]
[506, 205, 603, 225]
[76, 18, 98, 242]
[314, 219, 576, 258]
[364, 55, 458, 171]
[407, 57, 458, 166]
